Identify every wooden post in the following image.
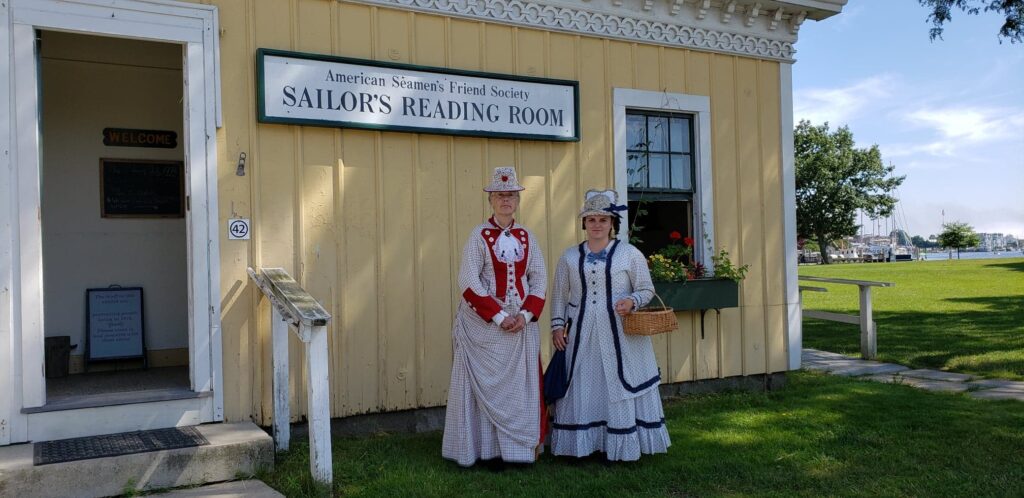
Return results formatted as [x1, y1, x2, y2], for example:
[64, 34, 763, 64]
[271, 306, 290, 452]
[858, 285, 876, 359]
[248, 267, 332, 485]
[304, 324, 333, 484]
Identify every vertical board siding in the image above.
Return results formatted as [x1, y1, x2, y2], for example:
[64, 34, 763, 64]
[215, 0, 256, 426]
[211, 0, 789, 422]
[710, 54, 743, 378]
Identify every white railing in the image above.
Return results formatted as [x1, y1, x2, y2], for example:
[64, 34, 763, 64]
[799, 275, 894, 360]
[247, 267, 333, 485]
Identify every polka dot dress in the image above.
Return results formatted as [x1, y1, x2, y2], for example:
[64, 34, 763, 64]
[549, 240, 671, 461]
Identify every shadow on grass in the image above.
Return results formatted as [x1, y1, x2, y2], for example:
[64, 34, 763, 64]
[983, 260, 1024, 273]
[803, 297, 1024, 379]
[260, 373, 1024, 498]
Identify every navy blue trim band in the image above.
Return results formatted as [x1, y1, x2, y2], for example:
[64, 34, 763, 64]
[552, 418, 666, 434]
[562, 243, 589, 394]
[604, 241, 661, 393]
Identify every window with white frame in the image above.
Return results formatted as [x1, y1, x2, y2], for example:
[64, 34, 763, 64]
[613, 88, 714, 268]
[626, 110, 696, 259]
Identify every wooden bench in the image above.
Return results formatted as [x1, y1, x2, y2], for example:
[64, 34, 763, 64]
[798, 276, 894, 360]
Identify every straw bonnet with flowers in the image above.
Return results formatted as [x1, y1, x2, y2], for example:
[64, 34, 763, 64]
[545, 188, 671, 461]
[443, 166, 549, 467]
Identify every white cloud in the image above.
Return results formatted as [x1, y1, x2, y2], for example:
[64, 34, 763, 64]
[794, 75, 894, 126]
[883, 141, 957, 160]
[904, 106, 1024, 143]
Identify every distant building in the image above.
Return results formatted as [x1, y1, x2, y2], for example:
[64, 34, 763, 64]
[976, 233, 1007, 251]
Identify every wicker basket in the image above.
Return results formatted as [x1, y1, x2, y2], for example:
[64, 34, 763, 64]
[622, 293, 678, 336]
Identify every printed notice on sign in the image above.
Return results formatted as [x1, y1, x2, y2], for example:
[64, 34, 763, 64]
[257, 49, 579, 141]
[87, 288, 144, 360]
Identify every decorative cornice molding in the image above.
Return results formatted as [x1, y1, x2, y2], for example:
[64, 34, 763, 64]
[342, 0, 844, 62]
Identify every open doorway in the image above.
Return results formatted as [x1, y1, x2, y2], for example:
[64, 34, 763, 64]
[39, 31, 190, 401]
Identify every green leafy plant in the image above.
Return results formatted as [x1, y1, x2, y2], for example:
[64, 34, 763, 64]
[647, 228, 748, 283]
[711, 248, 749, 282]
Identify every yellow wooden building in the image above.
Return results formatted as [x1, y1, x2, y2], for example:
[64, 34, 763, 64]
[0, 0, 846, 446]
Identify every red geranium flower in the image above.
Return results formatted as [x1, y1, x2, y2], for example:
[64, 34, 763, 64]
[669, 231, 682, 240]
[683, 236, 694, 247]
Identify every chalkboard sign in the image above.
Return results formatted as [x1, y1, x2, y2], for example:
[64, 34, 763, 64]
[86, 287, 146, 363]
[100, 158, 184, 218]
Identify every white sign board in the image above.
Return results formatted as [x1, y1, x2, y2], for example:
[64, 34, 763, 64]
[86, 287, 144, 361]
[228, 218, 251, 240]
[257, 49, 579, 141]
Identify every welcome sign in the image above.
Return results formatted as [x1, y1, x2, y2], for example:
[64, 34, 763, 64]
[257, 49, 579, 141]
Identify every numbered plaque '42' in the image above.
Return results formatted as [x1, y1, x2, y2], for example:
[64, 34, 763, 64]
[228, 219, 251, 240]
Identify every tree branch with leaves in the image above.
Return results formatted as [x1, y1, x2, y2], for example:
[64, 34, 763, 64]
[937, 221, 981, 258]
[794, 120, 905, 264]
[919, 0, 1023, 43]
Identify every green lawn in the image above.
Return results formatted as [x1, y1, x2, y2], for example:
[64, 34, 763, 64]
[800, 258, 1024, 380]
[261, 372, 1024, 497]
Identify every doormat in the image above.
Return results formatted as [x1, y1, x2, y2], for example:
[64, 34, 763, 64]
[34, 426, 209, 465]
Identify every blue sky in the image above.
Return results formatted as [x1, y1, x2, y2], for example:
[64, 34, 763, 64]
[792, 0, 1024, 239]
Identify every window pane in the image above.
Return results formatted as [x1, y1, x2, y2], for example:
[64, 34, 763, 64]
[627, 114, 647, 151]
[628, 154, 648, 188]
[629, 199, 692, 261]
[648, 116, 669, 152]
[670, 117, 690, 153]
[648, 153, 669, 188]
[670, 155, 692, 190]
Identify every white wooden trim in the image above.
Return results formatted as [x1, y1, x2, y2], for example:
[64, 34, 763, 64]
[1, 0, 223, 443]
[779, 63, 801, 370]
[612, 88, 714, 268]
[27, 396, 211, 441]
[201, 11, 225, 419]
[344, 0, 828, 62]
[13, 23, 45, 410]
[12, 0, 215, 42]
[305, 325, 333, 484]
[271, 307, 290, 451]
[0, 0, 14, 447]
[185, 41, 211, 398]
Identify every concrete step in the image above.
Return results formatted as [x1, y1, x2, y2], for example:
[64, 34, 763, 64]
[0, 422, 273, 498]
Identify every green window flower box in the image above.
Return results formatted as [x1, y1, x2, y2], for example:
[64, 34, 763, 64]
[653, 278, 739, 311]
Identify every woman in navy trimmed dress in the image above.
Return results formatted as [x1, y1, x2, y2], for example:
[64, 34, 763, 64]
[549, 189, 671, 461]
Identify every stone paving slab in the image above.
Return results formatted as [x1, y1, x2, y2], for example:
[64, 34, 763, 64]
[898, 369, 974, 383]
[890, 376, 971, 393]
[967, 379, 1024, 392]
[802, 349, 1022, 401]
[829, 363, 909, 377]
[968, 389, 1024, 401]
[804, 358, 881, 373]
[861, 374, 902, 384]
[802, 349, 855, 360]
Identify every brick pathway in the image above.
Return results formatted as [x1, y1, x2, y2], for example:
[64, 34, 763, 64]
[802, 349, 1024, 401]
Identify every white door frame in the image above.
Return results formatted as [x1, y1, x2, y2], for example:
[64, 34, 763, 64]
[0, 0, 222, 445]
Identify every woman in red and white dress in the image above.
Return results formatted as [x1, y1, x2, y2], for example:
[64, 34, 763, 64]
[442, 167, 548, 467]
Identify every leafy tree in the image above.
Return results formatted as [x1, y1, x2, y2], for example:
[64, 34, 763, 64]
[919, 0, 1023, 43]
[937, 221, 981, 258]
[912, 235, 939, 248]
[795, 121, 905, 264]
